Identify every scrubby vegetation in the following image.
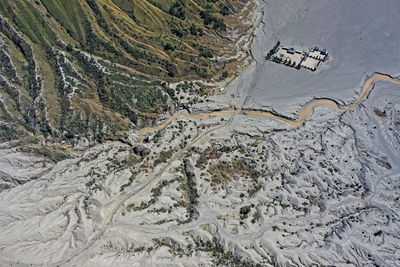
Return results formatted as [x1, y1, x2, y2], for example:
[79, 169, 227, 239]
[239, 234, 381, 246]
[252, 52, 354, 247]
[266, 41, 280, 59]
[0, 0, 252, 146]
[126, 179, 175, 212]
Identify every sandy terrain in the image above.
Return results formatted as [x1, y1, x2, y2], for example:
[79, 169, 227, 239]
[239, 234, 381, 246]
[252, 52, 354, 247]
[140, 73, 400, 131]
[1, 0, 400, 266]
[216, 0, 400, 116]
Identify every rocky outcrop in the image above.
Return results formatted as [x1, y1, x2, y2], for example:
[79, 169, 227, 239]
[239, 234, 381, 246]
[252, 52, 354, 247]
[0, 15, 52, 135]
[0, 37, 19, 83]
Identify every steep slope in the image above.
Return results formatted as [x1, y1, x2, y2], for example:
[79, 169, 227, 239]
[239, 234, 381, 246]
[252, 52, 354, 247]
[1, 0, 400, 266]
[0, 0, 256, 147]
[1, 73, 399, 266]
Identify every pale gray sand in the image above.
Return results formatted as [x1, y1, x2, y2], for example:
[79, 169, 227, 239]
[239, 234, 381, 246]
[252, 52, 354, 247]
[217, 0, 400, 116]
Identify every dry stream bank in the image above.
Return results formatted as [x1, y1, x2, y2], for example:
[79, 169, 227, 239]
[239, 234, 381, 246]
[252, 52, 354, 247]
[47, 72, 400, 266]
[142, 72, 400, 133]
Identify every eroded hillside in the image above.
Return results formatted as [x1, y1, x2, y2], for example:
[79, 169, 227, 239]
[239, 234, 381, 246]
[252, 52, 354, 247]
[0, 0, 257, 147]
[1, 0, 400, 266]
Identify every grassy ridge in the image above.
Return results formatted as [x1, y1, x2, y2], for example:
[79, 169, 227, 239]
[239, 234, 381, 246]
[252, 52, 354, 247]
[39, 0, 243, 78]
[2, 0, 248, 78]
[0, 0, 252, 144]
[40, 0, 87, 42]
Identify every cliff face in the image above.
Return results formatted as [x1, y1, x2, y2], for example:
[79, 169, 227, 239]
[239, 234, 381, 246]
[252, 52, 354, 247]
[0, 0, 254, 143]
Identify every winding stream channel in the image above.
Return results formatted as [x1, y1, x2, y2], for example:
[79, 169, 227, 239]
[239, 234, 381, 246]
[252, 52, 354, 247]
[53, 71, 400, 266]
[140, 73, 400, 134]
